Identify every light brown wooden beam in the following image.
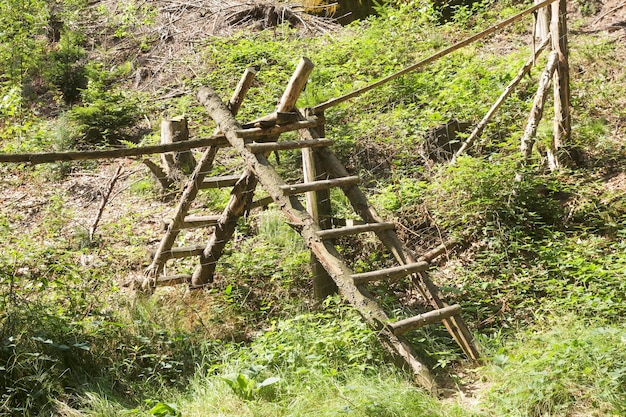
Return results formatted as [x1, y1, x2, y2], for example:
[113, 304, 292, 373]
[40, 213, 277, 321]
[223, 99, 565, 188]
[390, 305, 462, 335]
[316, 222, 396, 240]
[246, 138, 333, 153]
[280, 176, 360, 196]
[352, 262, 430, 286]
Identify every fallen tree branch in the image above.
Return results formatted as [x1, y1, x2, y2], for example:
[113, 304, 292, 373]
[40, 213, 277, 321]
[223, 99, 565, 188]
[89, 165, 124, 241]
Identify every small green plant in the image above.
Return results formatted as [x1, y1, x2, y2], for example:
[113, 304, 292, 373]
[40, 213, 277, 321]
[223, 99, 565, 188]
[221, 372, 280, 400]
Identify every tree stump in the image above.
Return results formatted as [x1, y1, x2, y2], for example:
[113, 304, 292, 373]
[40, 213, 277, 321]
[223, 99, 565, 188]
[161, 116, 196, 176]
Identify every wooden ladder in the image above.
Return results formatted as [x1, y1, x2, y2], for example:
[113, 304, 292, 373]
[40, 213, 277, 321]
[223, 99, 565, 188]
[145, 63, 480, 390]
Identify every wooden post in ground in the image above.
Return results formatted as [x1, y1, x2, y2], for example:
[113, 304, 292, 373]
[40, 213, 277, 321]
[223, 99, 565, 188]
[302, 109, 337, 300]
[550, 0, 570, 166]
[535, 0, 550, 41]
[191, 58, 315, 288]
[161, 116, 196, 175]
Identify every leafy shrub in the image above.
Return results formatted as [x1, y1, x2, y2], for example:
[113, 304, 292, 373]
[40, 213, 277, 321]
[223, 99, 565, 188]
[44, 33, 87, 104]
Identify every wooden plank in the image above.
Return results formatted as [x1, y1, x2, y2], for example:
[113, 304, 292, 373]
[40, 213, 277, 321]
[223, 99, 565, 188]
[352, 262, 430, 285]
[235, 118, 321, 139]
[156, 274, 192, 286]
[250, 196, 274, 209]
[199, 174, 241, 189]
[390, 305, 462, 335]
[162, 245, 205, 259]
[163, 215, 221, 230]
[417, 239, 457, 263]
[316, 222, 396, 240]
[280, 176, 359, 196]
[246, 138, 333, 153]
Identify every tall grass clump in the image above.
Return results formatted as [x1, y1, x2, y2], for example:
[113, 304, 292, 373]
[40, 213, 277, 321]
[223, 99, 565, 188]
[484, 316, 626, 416]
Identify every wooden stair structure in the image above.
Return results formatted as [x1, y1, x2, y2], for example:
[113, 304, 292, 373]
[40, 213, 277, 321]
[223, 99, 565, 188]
[144, 60, 479, 389]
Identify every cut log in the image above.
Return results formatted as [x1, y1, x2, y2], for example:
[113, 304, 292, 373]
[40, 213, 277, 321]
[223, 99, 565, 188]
[551, 0, 570, 160]
[390, 305, 462, 335]
[417, 239, 457, 263]
[352, 262, 430, 286]
[246, 138, 333, 153]
[316, 222, 396, 240]
[250, 196, 274, 209]
[280, 176, 360, 196]
[242, 111, 300, 128]
[199, 174, 242, 189]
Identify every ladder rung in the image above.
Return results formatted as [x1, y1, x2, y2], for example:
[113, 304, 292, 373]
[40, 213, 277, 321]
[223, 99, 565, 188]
[247, 138, 333, 154]
[199, 174, 241, 189]
[235, 117, 322, 139]
[163, 245, 205, 259]
[163, 215, 221, 230]
[281, 176, 360, 196]
[316, 222, 396, 240]
[352, 261, 429, 285]
[250, 196, 274, 209]
[156, 274, 192, 286]
[389, 304, 462, 335]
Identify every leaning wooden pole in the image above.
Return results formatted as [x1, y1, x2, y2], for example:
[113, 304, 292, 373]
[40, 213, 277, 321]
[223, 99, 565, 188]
[551, 0, 570, 155]
[452, 36, 551, 163]
[190, 58, 314, 287]
[198, 85, 436, 390]
[520, 51, 559, 163]
[144, 68, 256, 287]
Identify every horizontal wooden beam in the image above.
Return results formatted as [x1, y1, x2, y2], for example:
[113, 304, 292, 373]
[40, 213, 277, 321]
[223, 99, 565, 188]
[316, 222, 396, 240]
[199, 174, 242, 189]
[163, 215, 221, 230]
[280, 176, 359, 196]
[249, 196, 274, 209]
[159, 245, 205, 260]
[389, 304, 462, 335]
[352, 261, 429, 285]
[0, 136, 230, 165]
[246, 138, 333, 154]
[235, 117, 322, 139]
[155, 274, 192, 286]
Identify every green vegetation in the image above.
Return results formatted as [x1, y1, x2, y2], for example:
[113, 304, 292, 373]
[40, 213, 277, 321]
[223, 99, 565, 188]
[1, 0, 626, 416]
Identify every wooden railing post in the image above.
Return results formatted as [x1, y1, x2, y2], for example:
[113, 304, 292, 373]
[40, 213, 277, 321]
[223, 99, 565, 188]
[550, 0, 570, 164]
[302, 109, 337, 300]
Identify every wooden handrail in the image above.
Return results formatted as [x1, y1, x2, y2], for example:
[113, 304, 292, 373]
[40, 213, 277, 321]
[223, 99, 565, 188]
[312, 0, 558, 113]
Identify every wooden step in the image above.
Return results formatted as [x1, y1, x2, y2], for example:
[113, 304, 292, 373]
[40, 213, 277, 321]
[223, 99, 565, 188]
[389, 305, 462, 335]
[199, 174, 241, 189]
[351, 261, 429, 285]
[161, 245, 205, 260]
[156, 274, 192, 286]
[246, 138, 333, 154]
[163, 215, 221, 230]
[316, 222, 396, 240]
[280, 176, 360, 196]
[250, 196, 274, 209]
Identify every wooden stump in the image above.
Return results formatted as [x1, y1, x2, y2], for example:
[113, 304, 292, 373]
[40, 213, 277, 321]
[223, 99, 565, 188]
[161, 116, 196, 176]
